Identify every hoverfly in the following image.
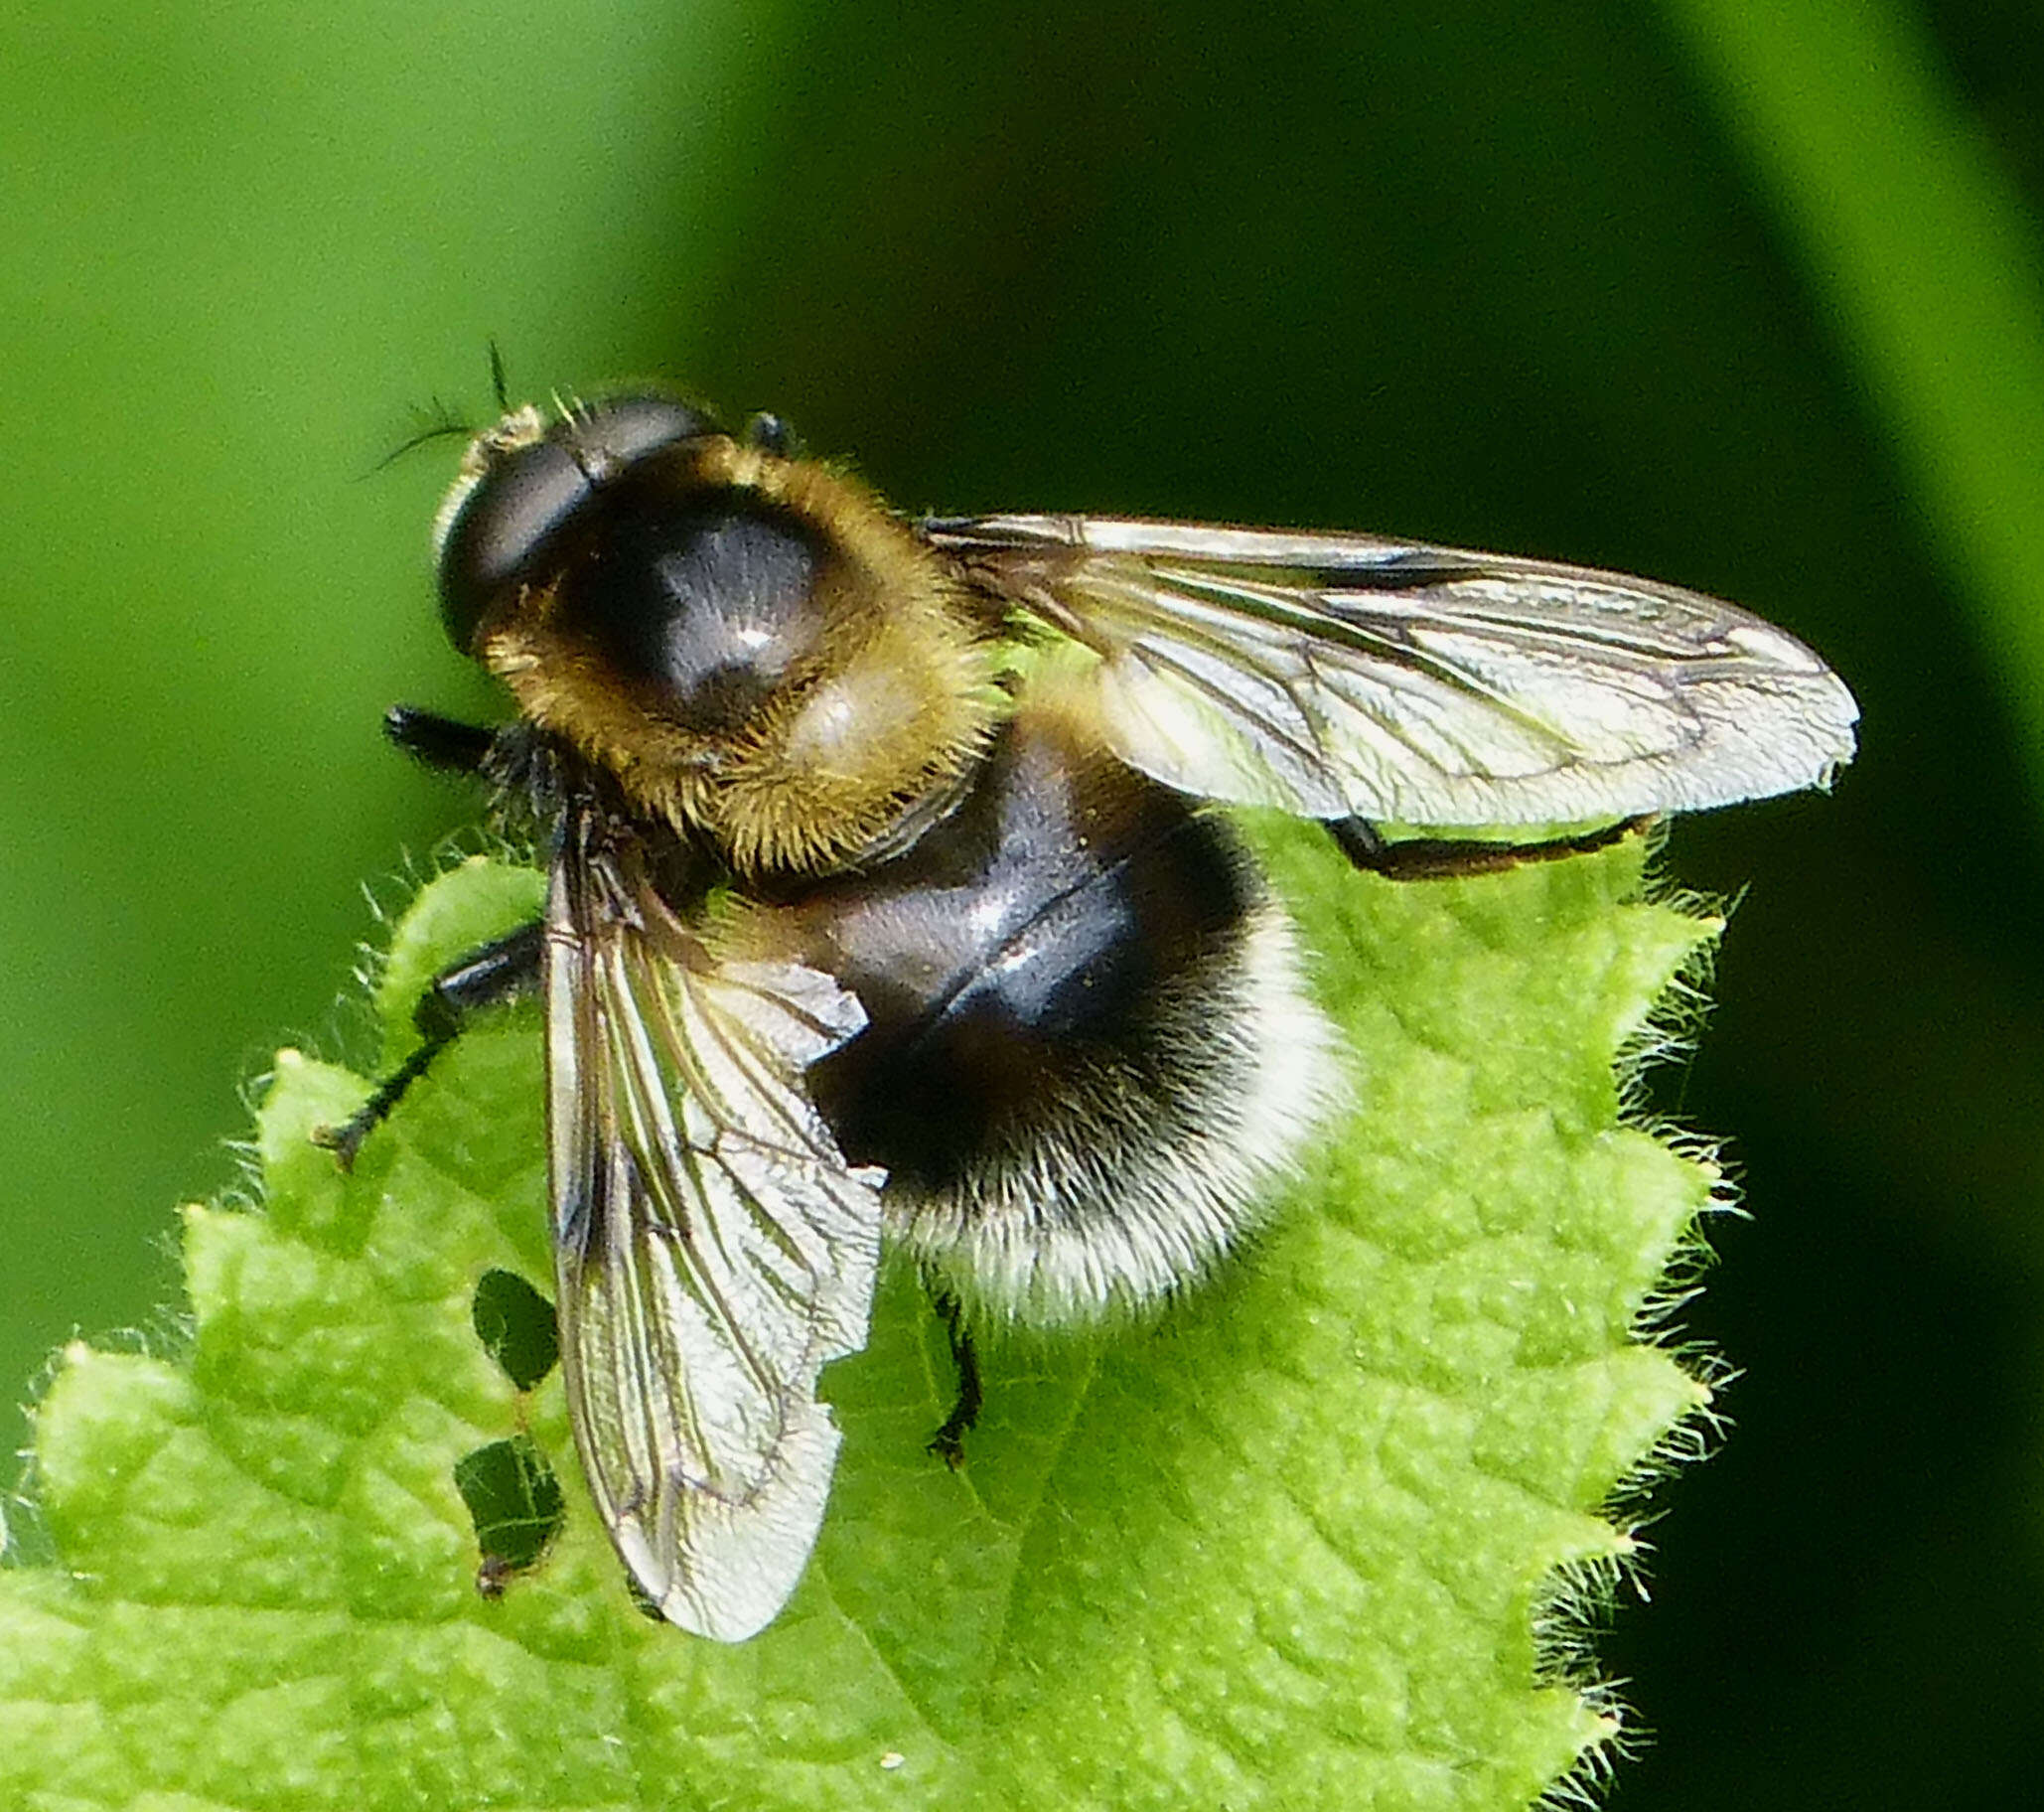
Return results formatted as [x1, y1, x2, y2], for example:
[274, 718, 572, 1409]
[323, 390, 1856, 1640]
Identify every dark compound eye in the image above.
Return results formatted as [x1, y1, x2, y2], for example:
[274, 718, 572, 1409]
[437, 394, 713, 653]
[563, 486, 829, 736]
[563, 395, 715, 474]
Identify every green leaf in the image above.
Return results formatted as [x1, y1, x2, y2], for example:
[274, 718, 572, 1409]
[0, 826, 1720, 1810]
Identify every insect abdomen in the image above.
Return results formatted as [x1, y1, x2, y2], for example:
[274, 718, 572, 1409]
[742, 702, 1343, 1325]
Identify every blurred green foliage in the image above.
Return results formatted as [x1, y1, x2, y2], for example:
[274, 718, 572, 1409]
[0, 0, 2039, 1806]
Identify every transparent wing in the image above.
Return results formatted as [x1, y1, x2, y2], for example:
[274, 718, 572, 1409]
[922, 514, 1858, 826]
[546, 802, 883, 1641]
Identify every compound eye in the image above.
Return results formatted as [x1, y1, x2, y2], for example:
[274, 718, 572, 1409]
[566, 395, 712, 474]
[436, 394, 714, 653]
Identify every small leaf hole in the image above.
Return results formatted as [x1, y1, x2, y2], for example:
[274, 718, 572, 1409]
[472, 1268, 559, 1389]
[453, 1435, 565, 1588]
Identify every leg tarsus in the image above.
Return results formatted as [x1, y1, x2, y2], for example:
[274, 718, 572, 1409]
[384, 706, 499, 775]
[314, 1038, 445, 1170]
[925, 1287, 983, 1469]
[313, 920, 544, 1168]
[1327, 814, 1655, 879]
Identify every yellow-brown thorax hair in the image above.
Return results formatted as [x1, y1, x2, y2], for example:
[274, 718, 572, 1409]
[466, 432, 1004, 877]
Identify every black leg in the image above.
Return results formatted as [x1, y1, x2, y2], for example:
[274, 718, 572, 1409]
[384, 705, 499, 776]
[1326, 814, 1654, 879]
[314, 920, 544, 1168]
[925, 1287, 983, 1468]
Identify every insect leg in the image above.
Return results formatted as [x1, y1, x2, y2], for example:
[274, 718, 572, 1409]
[924, 1286, 983, 1468]
[1326, 814, 1654, 880]
[315, 921, 543, 1168]
[384, 705, 498, 776]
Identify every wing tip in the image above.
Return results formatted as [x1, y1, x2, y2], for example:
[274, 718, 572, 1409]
[616, 1520, 785, 1643]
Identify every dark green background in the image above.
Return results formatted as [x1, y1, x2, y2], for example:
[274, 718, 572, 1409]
[3, 2, 2039, 1805]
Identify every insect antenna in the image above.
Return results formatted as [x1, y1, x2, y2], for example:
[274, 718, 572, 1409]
[365, 405, 475, 475]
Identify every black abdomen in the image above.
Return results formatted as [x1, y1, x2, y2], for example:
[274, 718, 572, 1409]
[759, 706, 1259, 1197]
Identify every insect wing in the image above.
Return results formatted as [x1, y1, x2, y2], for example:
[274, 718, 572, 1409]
[923, 515, 1858, 827]
[546, 814, 883, 1641]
